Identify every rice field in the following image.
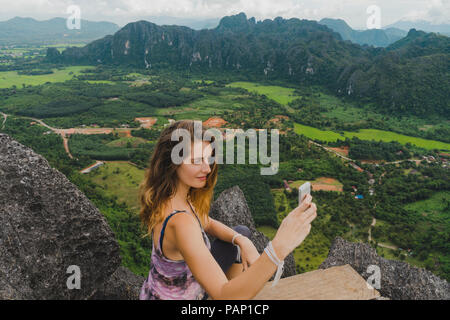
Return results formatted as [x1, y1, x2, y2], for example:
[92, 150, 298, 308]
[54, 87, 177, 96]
[0, 66, 94, 88]
[226, 81, 299, 105]
[294, 122, 450, 151]
[294, 122, 345, 142]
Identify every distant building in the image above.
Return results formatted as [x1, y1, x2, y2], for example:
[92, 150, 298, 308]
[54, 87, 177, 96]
[368, 179, 375, 185]
[283, 180, 291, 191]
[355, 195, 364, 199]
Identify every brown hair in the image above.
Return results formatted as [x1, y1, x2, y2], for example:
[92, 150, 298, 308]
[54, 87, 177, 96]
[139, 120, 219, 238]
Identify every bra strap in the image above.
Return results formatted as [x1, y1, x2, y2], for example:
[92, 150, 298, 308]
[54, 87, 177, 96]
[158, 204, 204, 254]
[159, 210, 186, 253]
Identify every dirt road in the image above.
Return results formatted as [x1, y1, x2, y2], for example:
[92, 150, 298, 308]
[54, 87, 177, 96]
[368, 217, 376, 242]
[368, 216, 399, 250]
[1, 112, 7, 129]
[25, 116, 137, 159]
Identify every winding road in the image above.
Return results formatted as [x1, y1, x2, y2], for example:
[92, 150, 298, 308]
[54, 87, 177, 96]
[368, 215, 399, 250]
[0, 112, 142, 160]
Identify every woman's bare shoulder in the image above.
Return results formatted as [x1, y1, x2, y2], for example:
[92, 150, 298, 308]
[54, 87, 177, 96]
[168, 211, 200, 231]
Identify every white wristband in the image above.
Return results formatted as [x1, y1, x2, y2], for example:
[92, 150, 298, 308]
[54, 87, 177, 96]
[264, 241, 284, 287]
[232, 233, 243, 246]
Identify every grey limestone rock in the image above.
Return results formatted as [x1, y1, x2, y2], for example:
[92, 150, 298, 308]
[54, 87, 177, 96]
[319, 237, 449, 300]
[0, 133, 121, 299]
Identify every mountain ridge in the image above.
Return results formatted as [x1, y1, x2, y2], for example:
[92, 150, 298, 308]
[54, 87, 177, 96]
[384, 19, 450, 36]
[47, 12, 449, 118]
[0, 16, 120, 45]
[319, 18, 407, 47]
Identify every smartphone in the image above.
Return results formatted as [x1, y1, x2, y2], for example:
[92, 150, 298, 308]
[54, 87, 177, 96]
[298, 182, 311, 205]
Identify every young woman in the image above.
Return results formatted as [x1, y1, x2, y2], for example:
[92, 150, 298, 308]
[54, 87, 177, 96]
[138, 120, 317, 300]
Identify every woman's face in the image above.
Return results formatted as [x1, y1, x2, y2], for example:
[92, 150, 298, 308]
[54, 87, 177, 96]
[176, 140, 213, 189]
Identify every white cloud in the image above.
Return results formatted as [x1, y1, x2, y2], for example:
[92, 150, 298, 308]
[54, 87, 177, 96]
[0, 0, 445, 28]
[402, 0, 450, 23]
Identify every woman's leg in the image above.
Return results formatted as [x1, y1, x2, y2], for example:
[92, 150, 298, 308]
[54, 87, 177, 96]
[210, 225, 252, 280]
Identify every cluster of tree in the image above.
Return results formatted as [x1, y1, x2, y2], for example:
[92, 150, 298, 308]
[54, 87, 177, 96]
[69, 133, 133, 160]
[16, 97, 100, 118]
[131, 128, 162, 141]
[17, 69, 54, 75]
[125, 90, 202, 108]
[344, 137, 411, 161]
[214, 163, 278, 227]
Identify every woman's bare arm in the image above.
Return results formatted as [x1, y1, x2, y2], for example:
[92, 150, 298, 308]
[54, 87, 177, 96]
[172, 213, 284, 300]
[205, 217, 241, 244]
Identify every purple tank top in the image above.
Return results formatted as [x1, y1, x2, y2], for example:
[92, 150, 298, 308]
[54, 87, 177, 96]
[139, 202, 211, 300]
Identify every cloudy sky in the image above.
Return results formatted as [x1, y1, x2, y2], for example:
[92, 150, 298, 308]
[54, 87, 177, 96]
[0, 0, 448, 28]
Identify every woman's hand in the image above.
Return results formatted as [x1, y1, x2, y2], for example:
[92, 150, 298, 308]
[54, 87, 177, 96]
[235, 237, 260, 271]
[271, 194, 317, 261]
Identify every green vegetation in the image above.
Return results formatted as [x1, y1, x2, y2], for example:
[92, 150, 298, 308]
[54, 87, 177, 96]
[344, 129, 450, 151]
[226, 82, 299, 105]
[294, 122, 344, 143]
[294, 122, 450, 151]
[288, 86, 450, 144]
[346, 137, 411, 161]
[404, 191, 450, 218]
[1, 64, 448, 281]
[69, 133, 153, 162]
[0, 66, 93, 88]
[88, 162, 145, 212]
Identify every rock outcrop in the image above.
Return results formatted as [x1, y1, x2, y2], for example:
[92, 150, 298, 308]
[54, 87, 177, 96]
[208, 185, 297, 279]
[0, 133, 123, 299]
[319, 237, 450, 300]
[90, 266, 144, 300]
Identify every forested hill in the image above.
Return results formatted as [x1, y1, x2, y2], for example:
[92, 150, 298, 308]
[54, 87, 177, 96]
[319, 18, 407, 47]
[47, 12, 450, 119]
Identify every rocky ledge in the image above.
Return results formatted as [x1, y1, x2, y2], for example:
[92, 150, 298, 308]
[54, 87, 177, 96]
[320, 237, 449, 300]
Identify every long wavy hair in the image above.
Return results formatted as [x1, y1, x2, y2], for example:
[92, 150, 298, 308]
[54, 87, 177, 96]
[139, 120, 219, 239]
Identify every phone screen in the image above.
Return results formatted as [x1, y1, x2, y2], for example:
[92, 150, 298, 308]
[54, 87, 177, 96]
[299, 182, 311, 204]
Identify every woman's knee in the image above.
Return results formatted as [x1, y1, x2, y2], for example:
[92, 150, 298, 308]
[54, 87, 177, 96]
[233, 225, 252, 239]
